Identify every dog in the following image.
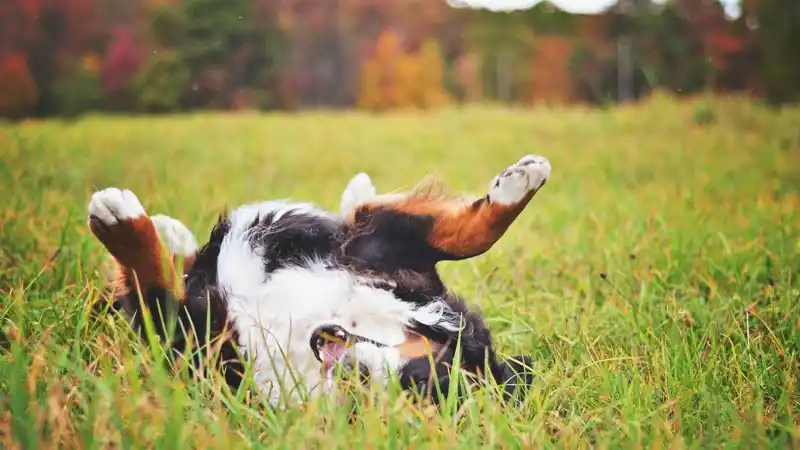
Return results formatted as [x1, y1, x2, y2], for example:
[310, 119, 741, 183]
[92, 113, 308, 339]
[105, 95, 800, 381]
[88, 154, 551, 407]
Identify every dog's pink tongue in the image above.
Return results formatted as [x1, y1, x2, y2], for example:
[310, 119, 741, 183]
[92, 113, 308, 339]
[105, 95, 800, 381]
[322, 343, 346, 369]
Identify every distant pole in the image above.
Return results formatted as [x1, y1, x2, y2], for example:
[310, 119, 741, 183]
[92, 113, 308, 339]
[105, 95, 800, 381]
[617, 0, 634, 103]
[618, 37, 633, 103]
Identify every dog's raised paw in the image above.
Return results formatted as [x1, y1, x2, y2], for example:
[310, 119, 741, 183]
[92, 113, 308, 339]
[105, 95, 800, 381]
[340, 172, 376, 215]
[88, 188, 146, 226]
[151, 215, 198, 257]
[488, 155, 551, 206]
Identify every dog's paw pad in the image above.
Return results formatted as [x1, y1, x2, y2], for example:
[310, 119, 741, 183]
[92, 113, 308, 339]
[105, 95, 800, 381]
[89, 188, 146, 225]
[488, 155, 551, 205]
[151, 215, 198, 256]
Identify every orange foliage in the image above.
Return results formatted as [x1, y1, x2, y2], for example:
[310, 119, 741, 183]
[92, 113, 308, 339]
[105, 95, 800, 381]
[415, 39, 450, 108]
[357, 30, 450, 111]
[82, 53, 101, 74]
[0, 53, 38, 118]
[527, 36, 578, 105]
[357, 30, 400, 110]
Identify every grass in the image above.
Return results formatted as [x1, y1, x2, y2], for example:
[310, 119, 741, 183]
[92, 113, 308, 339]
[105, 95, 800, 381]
[1, 93, 799, 448]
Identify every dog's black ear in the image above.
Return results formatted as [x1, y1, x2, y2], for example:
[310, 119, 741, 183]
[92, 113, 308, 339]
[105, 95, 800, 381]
[498, 355, 535, 403]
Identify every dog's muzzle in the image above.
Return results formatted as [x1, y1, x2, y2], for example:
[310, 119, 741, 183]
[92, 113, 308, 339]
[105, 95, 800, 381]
[309, 324, 387, 368]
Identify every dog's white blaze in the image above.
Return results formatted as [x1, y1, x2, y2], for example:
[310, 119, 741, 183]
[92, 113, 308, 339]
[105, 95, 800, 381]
[217, 201, 460, 405]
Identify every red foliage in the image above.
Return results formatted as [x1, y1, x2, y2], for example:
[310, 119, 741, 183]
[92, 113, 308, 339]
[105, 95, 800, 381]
[710, 33, 744, 54]
[673, 0, 740, 70]
[0, 53, 38, 117]
[101, 28, 143, 94]
[54, 0, 103, 58]
[0, 0, 42, 53]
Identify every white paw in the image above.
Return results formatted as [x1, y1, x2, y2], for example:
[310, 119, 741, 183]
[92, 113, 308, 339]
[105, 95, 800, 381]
[88, 188, 146, 225]
[341, 342, 401, 386]
[340, 172, 376, 215]
[151, 215, 198, 256]
[488, 154, 551, 206]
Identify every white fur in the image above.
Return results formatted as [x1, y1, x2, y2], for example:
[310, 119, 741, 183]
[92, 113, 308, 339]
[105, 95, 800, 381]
[216, 201, 461, 405]
[89, 188, 145, 224]
[343, 342, 402, 387]
[151, 215, 198, 256]
[340, 172, 376, 216]
[488, 154, 551, 206]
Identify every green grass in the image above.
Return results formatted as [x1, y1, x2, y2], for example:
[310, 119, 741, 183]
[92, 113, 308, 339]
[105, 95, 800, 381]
[1, 94, 799, 448]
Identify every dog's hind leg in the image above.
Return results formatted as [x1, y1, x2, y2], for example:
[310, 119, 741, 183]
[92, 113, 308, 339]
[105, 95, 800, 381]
[346, 154, 551, 265]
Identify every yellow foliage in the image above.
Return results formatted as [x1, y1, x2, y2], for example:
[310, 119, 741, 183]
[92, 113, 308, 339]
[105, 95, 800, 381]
[416, 39, 450, 108]
[357, 31, 450, 111]
[82, 53, 101, 74]
[357, 60, 382, 111]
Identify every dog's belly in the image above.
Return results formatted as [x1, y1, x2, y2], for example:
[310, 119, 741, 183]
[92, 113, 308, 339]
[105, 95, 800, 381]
[219, 261, 415, 404]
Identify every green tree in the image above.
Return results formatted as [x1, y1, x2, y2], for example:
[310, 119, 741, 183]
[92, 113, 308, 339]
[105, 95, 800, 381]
[178, 0, 286, 109]
[134, 51, 190, 112]
[757, 0, 800, 104]
[465, 10, 533, 102]
[52, 65, 105, 117]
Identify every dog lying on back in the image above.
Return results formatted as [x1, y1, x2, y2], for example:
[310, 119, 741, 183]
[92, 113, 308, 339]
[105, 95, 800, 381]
[88, 154, 551, 406]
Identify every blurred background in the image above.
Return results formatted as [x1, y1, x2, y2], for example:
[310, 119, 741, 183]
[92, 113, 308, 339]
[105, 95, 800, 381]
[0, 0, 797, 119]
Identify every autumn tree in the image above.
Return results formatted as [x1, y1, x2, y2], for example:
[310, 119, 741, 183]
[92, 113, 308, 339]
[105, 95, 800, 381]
[0, 53, 38, 118]
[357, 30, 450, 111]
[178, 0, 286, 109]
[357, 30, 401, 110]
[101, 28, 143, 110]
[415, 39, 450, 108]
[25, 0, 104, 115]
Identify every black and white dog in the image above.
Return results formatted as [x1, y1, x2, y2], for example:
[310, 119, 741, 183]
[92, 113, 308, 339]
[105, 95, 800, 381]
[88, 154, 550, 407]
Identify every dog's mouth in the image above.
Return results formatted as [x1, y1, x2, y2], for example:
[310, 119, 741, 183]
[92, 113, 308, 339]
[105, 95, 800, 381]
[310, 325, 352, 369]
[309, 324, 386, 370]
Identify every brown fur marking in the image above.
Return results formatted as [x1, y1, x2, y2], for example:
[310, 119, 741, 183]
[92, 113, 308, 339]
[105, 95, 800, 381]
[395, 331, 442, 361]
[89, 215, 180, 297]
[357, 188, 536, 258]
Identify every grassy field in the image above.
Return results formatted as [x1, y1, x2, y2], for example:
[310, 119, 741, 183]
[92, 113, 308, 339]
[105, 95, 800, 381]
[1, 94, 799, 448]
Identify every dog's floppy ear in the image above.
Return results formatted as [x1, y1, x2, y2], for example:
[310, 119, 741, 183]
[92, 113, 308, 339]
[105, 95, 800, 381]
[343, 155, 551, 268]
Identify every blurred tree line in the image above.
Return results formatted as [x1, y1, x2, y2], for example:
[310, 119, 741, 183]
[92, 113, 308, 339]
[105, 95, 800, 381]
[0, 0, 797, 118]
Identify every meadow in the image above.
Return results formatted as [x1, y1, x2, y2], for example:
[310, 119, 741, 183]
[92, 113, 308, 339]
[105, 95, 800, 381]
[1, 94, 799, 448]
